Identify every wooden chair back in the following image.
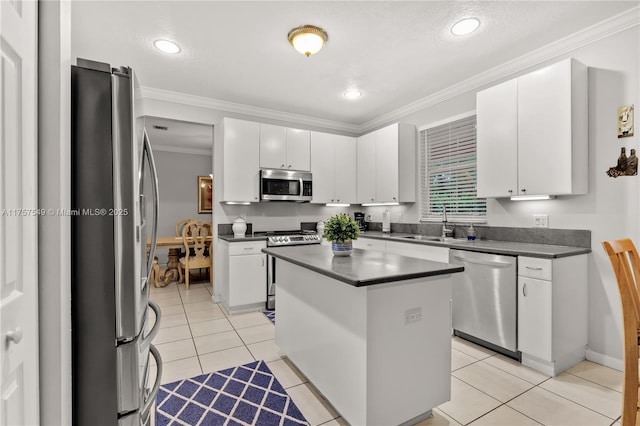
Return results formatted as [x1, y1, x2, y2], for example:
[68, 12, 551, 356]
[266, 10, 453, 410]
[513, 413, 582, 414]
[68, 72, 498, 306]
[182, 220, 210, 269]
[602, 238, 640, 426]
[175, 218, 193, 238]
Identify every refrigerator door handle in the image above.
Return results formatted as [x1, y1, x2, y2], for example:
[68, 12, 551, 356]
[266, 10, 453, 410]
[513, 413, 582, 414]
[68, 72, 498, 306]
[143, 128, 159, 279]
[142, 299, 162, 344]
[140, 344, 163, 423]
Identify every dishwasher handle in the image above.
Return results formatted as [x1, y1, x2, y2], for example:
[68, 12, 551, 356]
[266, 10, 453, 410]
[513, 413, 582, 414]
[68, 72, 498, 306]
[451, 254, 514, 268]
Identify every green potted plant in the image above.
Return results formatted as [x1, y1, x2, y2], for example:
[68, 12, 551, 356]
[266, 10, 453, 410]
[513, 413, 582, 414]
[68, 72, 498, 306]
[324, 213, 360, 256]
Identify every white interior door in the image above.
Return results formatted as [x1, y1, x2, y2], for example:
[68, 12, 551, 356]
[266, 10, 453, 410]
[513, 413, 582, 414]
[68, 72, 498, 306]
[0, 1, 39, 425]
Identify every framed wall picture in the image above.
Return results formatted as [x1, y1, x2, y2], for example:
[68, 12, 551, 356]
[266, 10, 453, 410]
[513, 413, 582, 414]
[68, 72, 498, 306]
[198, 175, 213, 214]
[618, 104, 634, 138]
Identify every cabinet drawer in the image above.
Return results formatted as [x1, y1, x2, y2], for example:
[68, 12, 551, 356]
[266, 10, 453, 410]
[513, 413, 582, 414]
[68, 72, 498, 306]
[519, 256, 552, 280]
[229, 241, 266, 256]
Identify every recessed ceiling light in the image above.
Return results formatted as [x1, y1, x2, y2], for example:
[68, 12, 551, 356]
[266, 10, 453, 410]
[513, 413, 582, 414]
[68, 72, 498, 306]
[451, 18, 480, 36]
[154, 39, 181, 54]
[344, 89, 363, 99]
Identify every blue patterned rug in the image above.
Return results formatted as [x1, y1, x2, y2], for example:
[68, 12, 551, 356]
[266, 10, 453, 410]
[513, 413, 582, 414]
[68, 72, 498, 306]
[263, 311, 275, 324]
[155, 360, 308, 425]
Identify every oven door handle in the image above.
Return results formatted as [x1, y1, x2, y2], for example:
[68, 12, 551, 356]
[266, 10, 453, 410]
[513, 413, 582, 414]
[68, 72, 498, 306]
[299, 178, 304, 197]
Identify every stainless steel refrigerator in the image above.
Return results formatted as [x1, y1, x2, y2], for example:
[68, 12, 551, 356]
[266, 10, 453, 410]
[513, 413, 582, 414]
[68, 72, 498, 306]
[71, 58, 162, 426]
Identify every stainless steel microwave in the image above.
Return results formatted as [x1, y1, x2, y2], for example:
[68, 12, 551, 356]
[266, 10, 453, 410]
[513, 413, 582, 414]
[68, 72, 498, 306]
[260, 169, 312, 202]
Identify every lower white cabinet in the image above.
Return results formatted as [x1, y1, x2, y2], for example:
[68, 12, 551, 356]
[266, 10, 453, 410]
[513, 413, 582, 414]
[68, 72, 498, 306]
[517, 255, 587, 376]
[385, 241, 449, 263]
[518, 276, 552, 361]
[219, 240, 267, 314]
[355, 237, 449, 263]
[353, 238, 386, 252]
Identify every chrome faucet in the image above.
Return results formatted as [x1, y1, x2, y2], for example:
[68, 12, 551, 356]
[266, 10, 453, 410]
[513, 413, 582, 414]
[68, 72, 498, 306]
[441, 205, 454, 238]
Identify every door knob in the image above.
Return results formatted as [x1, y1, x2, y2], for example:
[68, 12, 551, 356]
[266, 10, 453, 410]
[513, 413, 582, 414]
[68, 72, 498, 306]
[6, 327, 23, 344]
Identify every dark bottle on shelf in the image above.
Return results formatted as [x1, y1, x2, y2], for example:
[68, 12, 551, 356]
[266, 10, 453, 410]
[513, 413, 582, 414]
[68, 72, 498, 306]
[627, 149, 638, 176]
[617, 147, 628, 171]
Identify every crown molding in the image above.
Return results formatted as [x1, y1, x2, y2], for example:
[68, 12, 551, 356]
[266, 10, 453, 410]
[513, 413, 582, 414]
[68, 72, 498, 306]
[140, 86, 361, 134]
[151, 144, 212, 156]
[360, 6, 640, 133]
[141, 6, 639, 136]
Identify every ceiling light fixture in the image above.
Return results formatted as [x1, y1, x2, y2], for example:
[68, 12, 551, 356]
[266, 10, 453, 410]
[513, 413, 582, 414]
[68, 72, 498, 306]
[154, 39, 181, 54]
[344, 89, 363, 100]
[288, 25, 328, 57]
[451, 18, 480, 36]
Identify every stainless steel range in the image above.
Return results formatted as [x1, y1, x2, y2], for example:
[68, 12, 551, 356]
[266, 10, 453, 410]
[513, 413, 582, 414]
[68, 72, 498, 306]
[262, 230, 321, 310]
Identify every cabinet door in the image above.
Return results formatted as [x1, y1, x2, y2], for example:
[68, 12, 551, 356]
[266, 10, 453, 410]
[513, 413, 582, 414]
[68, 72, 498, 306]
[352, 238, 385, 252]
[260, 123, 287, 169]
[333, 135, 357, 204]
[476, 80, 518, 198]
[223, 118, 260, 202]
[229, 253, 267, 306]
[356, 132, 376, 203]
[375, 124, 399, 202]
[310, 132, 334, 204]
[518, 276, 552, 361]
[385, 241, 449, 263]
[517, 60, 572, 196]
[286, 128, 311, 171]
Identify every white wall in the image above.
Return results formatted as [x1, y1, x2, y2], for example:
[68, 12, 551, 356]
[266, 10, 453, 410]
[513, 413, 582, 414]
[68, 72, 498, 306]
[143, 26, 639, 367]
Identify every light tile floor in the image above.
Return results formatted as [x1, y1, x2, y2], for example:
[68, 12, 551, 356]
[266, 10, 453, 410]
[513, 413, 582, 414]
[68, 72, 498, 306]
[149, 281, 624, 426]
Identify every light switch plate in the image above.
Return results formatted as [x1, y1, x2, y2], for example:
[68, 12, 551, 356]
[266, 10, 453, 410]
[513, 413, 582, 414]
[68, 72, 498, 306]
[533, 214, 549, 228]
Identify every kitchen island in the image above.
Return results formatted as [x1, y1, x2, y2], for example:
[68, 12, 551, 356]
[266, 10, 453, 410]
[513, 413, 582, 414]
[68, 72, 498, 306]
[262, 245, 464, 426]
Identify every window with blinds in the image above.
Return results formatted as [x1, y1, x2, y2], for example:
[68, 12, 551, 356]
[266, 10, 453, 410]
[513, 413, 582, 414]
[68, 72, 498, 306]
[419, 114, 486, 222]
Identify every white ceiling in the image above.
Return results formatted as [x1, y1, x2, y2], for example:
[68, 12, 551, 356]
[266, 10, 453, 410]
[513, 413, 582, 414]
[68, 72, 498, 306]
[71, 1, 639, 148]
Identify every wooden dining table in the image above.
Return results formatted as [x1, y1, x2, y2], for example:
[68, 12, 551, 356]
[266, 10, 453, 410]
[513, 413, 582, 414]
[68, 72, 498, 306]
[147, 235, 213, 288]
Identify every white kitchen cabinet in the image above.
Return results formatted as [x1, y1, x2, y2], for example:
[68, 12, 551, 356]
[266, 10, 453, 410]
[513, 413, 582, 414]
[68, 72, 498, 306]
[477, 58, 588, 198]
[356, 132, 376, 203]
[286, 128, 311, 171]
[518, 276, 552, 362]
[352, 237, 386, 252]
[476, 80, 518, 197]
[221, 118, 260, 203]
[259, 123, 310, 171]
[259, 123, 287, 169]
[310, 132, 356, 204]
[517, 255, 587, 376]
[219, 240, 267, 314]
[354, 237, 449, 263]
[356, 123, 415, 204]
[385, 241, 449, 263]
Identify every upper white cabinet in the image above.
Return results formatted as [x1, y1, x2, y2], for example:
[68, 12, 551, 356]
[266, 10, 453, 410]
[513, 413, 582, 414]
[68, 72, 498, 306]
[311, 132, 357, 204]
[221, 118, 260, 203]
[356, 123, 416, 204]
[259, 123, 310, 171]
[477, 58, 588, 198]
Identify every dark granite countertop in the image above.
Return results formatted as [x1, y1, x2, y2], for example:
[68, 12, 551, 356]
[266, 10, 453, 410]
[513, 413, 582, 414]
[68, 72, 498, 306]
[359, 232, 591, 258]
[262, 245, 464, 287]
[218, 234, 267, 243]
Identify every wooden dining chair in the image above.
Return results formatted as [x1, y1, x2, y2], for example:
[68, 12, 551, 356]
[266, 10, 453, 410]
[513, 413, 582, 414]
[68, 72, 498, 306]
[175, 218, 193, 238]
[178, 220, 212, 289]
[602, 238, 640, 426]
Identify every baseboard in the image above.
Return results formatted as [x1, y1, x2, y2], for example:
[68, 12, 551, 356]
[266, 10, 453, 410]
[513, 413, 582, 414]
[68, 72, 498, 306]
[585, 348, 623, 372]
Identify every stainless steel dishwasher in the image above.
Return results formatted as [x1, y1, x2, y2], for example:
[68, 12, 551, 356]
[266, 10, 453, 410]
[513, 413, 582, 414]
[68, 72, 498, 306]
[449, 249, 520, 360]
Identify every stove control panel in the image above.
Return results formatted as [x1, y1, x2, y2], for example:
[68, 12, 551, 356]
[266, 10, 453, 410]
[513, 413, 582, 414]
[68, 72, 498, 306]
[267, 234, 321, 246]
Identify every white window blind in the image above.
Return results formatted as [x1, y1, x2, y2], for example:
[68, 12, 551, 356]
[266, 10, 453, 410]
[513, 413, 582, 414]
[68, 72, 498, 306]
[419, 114, 486, 222]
